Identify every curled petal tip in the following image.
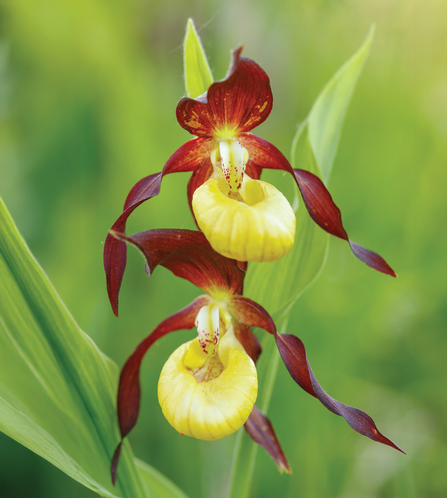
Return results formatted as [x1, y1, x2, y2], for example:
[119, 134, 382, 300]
[110, 442, 123, 486]
[349, 241, 397, 277]
[245, 405, 290, 473]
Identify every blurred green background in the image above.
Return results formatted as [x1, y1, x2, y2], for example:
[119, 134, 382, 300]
[1, 0, 446, 497]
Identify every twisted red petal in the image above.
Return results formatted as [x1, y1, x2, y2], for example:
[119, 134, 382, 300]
[104, 173, 163, 317]
[276, 333, 405, 454]
[229, 296, 404, 453]
[111, 296, 209, 485]
[112, 229, 245, 296]
[293, 169, 397, 276]
[245, 405, 291, 473]
[176, 47, 273, 137]
[239, 133, 397, 277]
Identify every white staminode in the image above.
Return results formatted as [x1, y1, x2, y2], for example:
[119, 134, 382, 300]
[213, 138, 249, 191]
[195, 303, 221, 356]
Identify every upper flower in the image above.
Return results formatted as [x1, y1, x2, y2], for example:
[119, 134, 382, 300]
[109, 228, 403, 485]
[104, 46, 396, 317]
[177, 46, 296, 262]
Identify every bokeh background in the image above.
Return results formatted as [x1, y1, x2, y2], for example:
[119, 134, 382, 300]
[1, 0, 446, 497]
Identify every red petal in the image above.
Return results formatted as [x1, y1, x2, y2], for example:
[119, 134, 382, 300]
[228, 297, 403, 453]
[112, 229, 245, 296]
[245, 405, 291, 473]
[187, 160, 213, 226]
[239, 133, 293, 173]
[293, 169, 397, 277]
[293, 168, 348, 239]
[176, 47, 273, 137]
[104, 173, 163, 317]
[111, 296, 209, 483]
[228, 296, 277, 335]
[349, 241, 397, 277]
[276, 333, 405, 454]
[162, 136, 214, 175]
[238, 134, 397, 277]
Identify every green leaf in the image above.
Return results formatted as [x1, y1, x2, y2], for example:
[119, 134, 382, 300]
[183, 19, 214, 98]
[308, 25, 375, 183]
[136, 458, 189, 498]
[235, 28, 375, 498]
[0, 197, 185, 498]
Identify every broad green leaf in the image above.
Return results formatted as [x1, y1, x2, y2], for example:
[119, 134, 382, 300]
[308, 25, 375, 182]
[0, 197, 185, 498]
[183, 19, 214, 98]
[234, 29, 375, 498]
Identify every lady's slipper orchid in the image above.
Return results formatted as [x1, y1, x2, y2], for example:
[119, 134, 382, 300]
[104, 47, 396, 317]
[109, 229, 403, 485]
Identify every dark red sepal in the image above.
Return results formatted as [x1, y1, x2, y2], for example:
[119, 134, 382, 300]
[177, 47, 273, 137]
[276, 333, 405, 454]
[234, 323, 262, 364]
[111, 296, 209, 484]
[245, 405, 291, 473]
[187, 161, 213, 226]
[112, 228, 245, 296]
[104, 173, 163, 316]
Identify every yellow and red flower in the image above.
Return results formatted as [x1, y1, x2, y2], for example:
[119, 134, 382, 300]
[109, 229, 403, 484]
[104, 48, 396, 317]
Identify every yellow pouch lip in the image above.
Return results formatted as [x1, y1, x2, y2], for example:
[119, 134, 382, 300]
[192, 176, 296, 262]
[158, 332, 257, 441]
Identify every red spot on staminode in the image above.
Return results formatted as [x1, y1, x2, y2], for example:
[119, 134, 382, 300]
[179, 433, 184, 436]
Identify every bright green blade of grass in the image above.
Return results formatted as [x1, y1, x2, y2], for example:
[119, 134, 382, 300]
[184, 19, 213, 98]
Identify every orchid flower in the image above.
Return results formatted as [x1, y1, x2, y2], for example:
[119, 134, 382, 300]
[109, 228, 403, 485]
[104, 47, 396, 317]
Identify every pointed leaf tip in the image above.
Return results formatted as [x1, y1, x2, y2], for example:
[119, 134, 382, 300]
[184, 18, 213, 98]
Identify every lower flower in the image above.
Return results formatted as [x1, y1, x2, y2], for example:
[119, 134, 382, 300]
[109, 228, 402, 486]
[158, 319, 257, 440]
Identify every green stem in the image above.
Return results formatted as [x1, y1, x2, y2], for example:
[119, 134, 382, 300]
[227, 317, 289, 498]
